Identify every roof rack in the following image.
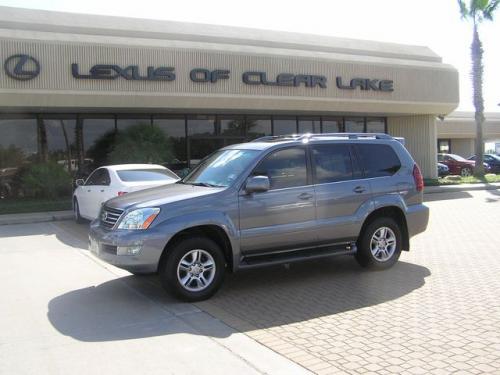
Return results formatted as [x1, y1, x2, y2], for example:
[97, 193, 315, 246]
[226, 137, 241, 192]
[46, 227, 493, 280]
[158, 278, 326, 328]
[251, 133, 394, 142]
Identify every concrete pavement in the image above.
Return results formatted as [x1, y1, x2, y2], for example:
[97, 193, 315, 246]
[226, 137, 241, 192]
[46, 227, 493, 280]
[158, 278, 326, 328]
[0, 221, 309, 375]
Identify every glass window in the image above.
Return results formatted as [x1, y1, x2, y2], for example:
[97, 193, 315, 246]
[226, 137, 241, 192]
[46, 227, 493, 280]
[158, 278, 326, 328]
[246, 116, 271, 140]
[312, 144, 353, 183]
[366, 118, 386, 133]
[273, 117, 297, 136]
[298, 117, 320, 133]
[85, 168, 110, 186]
[345, 117, 365, 133]
[322, 117, 342, 133]
[220, 116, 245, 136]
[356, 144, 401, 178]
[0, 118, 37, 167]
[438, 139, 450, 154]
[117, 116, 151, 131]
[253, 147, 307, 189]
[41, 119, 76, 170]
[116, 169, 179, 182]
[183, 149, 259, 187]
[81, 118, 116, 176]
[187, 115, 222, 165]
[154, 117, 187, 170]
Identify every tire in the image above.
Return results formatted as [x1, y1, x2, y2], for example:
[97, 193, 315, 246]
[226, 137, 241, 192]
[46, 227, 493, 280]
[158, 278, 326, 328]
[461, 167, 472, 177]
[159, 236, 225, 302]
[355, 217, 402, 270]
[73, 198, 84, 224]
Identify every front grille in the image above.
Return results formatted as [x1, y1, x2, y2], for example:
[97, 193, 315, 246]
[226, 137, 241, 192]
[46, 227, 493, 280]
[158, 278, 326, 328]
[100, 206, 124, 229]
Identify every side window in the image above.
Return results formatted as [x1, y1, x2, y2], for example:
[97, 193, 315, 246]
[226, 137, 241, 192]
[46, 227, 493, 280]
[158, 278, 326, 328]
[312, 144, 353, 183]
[85, 169, 110, 186]
[356, 144, 401, 178]
[437, 154, 444, 162]
[253, 147, 307, 190]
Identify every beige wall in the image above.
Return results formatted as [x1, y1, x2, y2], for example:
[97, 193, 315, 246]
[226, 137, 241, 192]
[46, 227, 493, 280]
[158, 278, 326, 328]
[447, 138, 474, 157]
[388, 115, 437, 179]
[0, 5, 458, 115]
[437, 113, 500, 140]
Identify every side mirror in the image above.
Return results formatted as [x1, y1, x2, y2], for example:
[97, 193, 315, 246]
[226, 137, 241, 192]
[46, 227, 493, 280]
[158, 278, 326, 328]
[75, 179, 85, 187]
[245, 176, 270, 193]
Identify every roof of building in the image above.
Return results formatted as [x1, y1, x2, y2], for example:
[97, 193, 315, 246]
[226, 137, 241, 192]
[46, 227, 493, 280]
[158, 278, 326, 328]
[0, 6, 442, 63]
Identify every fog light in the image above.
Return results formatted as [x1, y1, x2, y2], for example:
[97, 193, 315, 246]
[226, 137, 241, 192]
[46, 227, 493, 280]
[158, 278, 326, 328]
[117, 244, 142, 256]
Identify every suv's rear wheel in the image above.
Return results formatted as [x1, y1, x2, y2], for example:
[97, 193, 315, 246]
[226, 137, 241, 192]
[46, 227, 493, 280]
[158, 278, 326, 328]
[356, 217, 402, 269]
[159, 237, 225, 301]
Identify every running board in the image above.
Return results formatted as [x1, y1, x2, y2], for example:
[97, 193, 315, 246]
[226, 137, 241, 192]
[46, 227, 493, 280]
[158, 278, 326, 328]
[239, 243, 357, 270]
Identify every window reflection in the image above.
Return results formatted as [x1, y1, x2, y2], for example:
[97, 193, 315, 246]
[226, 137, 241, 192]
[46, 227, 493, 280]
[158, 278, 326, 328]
[345, 117, 365, 133]
[273, 117, 297, 135]
[298, 117, 320, 133]
[246, 116, 271, 140]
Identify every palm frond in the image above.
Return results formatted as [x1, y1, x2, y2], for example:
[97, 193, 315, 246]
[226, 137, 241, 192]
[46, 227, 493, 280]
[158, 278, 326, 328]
[484, 0, 500, 20]
[457, 0, 469, 18]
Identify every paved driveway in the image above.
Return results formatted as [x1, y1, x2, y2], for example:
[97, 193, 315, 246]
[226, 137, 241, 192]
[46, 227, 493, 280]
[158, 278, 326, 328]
[2, 189, 500, 374]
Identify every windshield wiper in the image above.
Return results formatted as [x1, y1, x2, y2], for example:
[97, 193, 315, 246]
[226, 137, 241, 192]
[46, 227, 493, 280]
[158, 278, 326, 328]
[188, 182, 225, 188]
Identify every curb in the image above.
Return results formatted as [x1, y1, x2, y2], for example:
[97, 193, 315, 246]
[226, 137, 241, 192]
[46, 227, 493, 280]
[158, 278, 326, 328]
[424, 182, 500, 194]
[0, 210, 74, 226]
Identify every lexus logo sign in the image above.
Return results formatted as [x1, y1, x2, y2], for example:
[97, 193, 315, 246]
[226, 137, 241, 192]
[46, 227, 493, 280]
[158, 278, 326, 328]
[4, 54, 40, 80]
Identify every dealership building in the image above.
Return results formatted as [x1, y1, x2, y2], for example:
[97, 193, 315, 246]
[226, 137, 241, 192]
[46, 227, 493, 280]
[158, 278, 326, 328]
[0, 6, 460, 182]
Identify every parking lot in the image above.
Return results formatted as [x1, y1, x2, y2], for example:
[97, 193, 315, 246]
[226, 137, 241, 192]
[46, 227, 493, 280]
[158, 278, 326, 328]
[1, 189, 500, 374]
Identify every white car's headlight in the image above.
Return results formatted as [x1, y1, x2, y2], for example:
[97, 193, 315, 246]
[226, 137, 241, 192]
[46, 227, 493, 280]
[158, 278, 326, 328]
[117, 208, 160, 230]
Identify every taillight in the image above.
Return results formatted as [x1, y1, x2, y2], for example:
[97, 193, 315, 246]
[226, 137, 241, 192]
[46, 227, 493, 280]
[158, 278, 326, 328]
[117, 191, 127, 196]
[413, 164, 424, 192]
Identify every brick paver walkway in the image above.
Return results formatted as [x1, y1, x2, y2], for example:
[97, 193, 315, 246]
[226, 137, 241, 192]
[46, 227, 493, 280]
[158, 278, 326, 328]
[197, 190, 500, 374]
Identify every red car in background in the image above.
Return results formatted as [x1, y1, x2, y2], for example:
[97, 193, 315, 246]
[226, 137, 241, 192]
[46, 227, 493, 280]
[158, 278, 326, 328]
[437, 153, 476, 177]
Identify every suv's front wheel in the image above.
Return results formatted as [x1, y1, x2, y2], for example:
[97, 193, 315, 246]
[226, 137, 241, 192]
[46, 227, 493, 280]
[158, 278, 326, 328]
[356, 217, 402, 269]
[159, 237, 225, 302]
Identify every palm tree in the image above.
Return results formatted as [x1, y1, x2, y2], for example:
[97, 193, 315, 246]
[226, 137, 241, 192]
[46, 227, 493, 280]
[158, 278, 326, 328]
[457, 0, 499, 177]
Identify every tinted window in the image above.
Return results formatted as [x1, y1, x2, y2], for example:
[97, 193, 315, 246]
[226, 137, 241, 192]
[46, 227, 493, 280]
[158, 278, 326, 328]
[86, 168, 110, 186]
[313, 144, 353, 183]
[253, 147, 307, 189]
[117, 169, 178, 182]
[356, 144, 401, 178]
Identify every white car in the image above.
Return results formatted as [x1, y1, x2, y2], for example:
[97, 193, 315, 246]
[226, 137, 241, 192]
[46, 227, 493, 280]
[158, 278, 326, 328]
[73, 164, 179, 221]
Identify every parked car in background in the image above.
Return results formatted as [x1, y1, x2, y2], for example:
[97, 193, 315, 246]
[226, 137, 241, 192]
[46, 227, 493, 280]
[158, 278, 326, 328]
[468, 154, 500, 173]
[437, 162, 450, 177]
[437, 153, 477, 177]
[73, 164, 179, 221]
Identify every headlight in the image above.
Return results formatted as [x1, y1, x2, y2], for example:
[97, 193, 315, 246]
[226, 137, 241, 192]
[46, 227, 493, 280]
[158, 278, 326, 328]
[117, 208, 160, 230]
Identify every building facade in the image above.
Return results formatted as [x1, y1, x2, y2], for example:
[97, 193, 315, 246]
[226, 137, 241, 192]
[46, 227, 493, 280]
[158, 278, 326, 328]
[0, 6, 459, 204]
[437, 112, 500, 157]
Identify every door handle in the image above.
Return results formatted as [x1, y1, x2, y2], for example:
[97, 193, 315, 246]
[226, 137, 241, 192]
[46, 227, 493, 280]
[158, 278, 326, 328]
[87, 189, 91, 192]
[100, 189, 105, 193]
[353, 186, 366, 194]
[298, 192, 313, 200]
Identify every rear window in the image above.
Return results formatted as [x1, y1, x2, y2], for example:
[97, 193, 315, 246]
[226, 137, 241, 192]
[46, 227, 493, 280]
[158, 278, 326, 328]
[116, 169, 178, 182]
[356, 144, 401, 178]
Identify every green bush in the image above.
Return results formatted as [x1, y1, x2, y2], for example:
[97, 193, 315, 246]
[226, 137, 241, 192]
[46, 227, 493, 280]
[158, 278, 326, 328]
[86, 130, 117, 167]
[109, 124, 173, 164]
[20, 162, 72, 199]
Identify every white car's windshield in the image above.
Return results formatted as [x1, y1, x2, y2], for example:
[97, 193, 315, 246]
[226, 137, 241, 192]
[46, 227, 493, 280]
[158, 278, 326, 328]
[182, 149, 259, 187]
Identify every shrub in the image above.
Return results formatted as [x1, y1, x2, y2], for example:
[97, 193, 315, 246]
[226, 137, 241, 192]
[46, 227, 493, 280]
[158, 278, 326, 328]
[19, 162, 72, 199]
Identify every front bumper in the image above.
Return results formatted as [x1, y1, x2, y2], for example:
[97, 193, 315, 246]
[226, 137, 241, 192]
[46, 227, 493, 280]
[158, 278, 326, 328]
[88, 221, 168, 273]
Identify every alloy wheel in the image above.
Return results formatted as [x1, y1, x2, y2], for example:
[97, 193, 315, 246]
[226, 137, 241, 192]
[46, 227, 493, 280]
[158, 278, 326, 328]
[370, 226, 397, 262]
[177, 249, 216, 292]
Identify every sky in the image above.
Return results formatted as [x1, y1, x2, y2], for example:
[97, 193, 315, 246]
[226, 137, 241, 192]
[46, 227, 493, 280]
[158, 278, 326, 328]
[1, 0, 499, 113]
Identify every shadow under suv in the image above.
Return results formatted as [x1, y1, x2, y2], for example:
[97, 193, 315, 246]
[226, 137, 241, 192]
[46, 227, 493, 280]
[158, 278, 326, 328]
[89, 133, 429, 301]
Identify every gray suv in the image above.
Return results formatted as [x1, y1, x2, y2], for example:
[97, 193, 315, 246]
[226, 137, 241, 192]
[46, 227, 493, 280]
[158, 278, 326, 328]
[89, 133, 429, 301]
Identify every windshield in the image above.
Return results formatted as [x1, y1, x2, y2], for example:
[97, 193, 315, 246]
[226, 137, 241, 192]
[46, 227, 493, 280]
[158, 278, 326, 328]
[182, 149, 259, 187]
[117, 169, 179, 182]
[449, 154, 468, 162]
